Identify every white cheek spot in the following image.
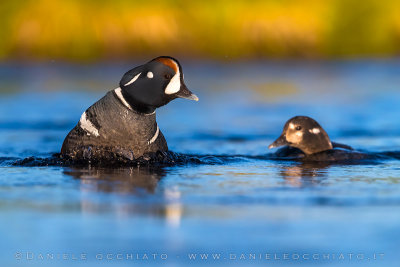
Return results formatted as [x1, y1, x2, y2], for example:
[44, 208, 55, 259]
[309, 128, 320, 134]
[147, 71, 153, 78]
[165, 70, 181, 95]
[124, 72, 141, 86]
[79, 112, 99, 137]
[295, 131, 303, 137]
[289, 123, 295, 130]
[114, 87, 132, 110]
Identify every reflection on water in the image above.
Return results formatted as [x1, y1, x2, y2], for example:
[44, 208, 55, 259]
[63, 166, 183, 227]
[278, 163, 329, 187]
[64, 167, 165, 194]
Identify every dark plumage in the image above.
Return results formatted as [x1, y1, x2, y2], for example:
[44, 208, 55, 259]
[61, 56, 198, 163]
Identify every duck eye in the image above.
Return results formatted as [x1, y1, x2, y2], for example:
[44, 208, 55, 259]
[295, 126, 302, 131]
[164, 74, 172, 79]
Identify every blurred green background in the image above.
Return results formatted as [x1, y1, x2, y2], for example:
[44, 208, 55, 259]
[1, 0, 400, 61]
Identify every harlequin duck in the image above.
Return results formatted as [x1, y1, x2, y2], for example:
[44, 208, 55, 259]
[268, 116, 371, 162]
[61, 56, 198, 163]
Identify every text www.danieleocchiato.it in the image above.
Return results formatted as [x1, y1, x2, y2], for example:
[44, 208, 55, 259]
[14, 252, 385, 262]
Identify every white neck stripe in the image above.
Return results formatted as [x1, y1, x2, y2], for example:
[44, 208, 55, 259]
[148, 125, 159, 145]
[114, 87, 132, 110]
[124, 72, 141, 86]
[114, 88, 156, 115]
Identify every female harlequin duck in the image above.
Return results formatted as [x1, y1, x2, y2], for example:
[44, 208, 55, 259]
[61, 56, 198, 163]
[268, 116, 371, 161]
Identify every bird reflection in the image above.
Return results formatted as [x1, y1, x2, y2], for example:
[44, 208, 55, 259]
[278, 162, 331, 187]
[63, 166, 183, 226]
[64, 166, 166, 194]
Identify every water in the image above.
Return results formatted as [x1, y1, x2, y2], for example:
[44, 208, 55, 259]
[1, 60, 400, 266]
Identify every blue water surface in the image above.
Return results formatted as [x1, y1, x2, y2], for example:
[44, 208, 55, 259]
[1, 60, 400, 266]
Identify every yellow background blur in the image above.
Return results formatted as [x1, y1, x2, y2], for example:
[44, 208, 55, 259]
[1, 0, 400, 61]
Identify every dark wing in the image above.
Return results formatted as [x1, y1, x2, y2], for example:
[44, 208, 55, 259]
[332, 142, 353, 150]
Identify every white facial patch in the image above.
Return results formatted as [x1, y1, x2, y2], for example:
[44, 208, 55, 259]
[124, 72, 141, 86]
[165, 69, 181, 95]
[309, 128, 320, 134]
[148, 125, 159, 145]
[295, 131, 303, 137]
[114, 87, 132, 110]
[79, 112, 99, 137]
[147, 71, 153, 78]
[289, 123, 295, 130]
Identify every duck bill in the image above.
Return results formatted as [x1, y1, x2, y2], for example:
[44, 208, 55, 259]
[175, 83, 199, 101]
[268, 134, 289, 149]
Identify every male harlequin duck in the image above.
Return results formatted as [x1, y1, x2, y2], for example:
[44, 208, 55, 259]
[268, 116, 371, 162]
[61, 56, 198, 163]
